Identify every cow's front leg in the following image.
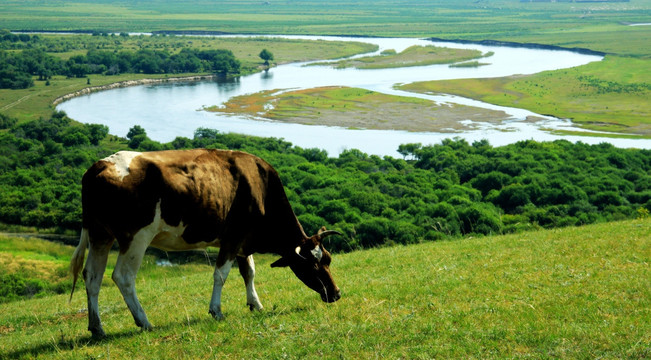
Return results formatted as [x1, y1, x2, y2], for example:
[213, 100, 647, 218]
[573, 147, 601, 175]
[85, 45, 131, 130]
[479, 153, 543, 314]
[112, 231, 153, 331]
[209, 254, 234, 320]
[237, 255, 263, 311]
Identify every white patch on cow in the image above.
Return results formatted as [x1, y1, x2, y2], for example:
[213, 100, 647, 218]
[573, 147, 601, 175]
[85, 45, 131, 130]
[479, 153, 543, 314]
[241, 255, 263, 311]
[102, 151, 142, 180]
[209, 259, 234, 320]
[112, 199, 162, 331]
[311, 245, 323, 261]
[150, 216, 189, 251]
[148, 200, 221, 251]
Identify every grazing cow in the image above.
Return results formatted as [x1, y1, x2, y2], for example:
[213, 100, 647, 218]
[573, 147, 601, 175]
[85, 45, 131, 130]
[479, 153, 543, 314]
[70, 149, 341, 337]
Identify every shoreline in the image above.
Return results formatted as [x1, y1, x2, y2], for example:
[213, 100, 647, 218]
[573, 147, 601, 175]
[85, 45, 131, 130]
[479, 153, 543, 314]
[52, 74, 218, 106]
[427, 37, 607, 57]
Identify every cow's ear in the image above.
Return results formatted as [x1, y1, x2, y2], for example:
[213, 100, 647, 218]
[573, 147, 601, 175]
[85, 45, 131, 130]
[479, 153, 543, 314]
[270, 257, 291, 268]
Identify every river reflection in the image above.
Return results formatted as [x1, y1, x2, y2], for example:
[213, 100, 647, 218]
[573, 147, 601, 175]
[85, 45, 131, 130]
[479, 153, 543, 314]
[57, 35, 651, 157]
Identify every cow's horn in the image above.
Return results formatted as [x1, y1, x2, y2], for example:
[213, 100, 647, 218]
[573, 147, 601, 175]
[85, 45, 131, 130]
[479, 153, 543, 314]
[294, 246, 306, 259]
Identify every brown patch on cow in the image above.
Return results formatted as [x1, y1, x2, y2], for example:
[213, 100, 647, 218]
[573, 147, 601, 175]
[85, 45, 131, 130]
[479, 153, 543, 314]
[81, 149, 307, 254]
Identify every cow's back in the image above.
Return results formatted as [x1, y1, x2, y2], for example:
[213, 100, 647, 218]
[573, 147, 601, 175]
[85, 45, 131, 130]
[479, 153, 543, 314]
[82, 149, 277, 247]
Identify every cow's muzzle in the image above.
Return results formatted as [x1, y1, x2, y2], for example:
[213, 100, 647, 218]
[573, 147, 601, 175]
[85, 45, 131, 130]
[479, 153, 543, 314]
[321, 288, 341, 303]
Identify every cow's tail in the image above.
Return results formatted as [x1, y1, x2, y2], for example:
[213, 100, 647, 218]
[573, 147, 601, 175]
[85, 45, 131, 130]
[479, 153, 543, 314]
[69, 228, 89, 303]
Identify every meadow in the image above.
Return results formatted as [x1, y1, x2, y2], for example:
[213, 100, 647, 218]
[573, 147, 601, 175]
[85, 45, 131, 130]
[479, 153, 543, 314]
[1, 218, 649, 359]
[309, 45, 484, 69]
[2, 0, 651, 57]
[398, 55, 651, 137]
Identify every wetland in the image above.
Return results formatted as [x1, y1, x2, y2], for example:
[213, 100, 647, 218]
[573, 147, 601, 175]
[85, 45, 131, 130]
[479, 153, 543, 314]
[57, 35, 651, 157]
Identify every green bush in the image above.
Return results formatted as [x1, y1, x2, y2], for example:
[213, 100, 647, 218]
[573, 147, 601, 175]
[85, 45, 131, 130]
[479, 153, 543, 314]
[0, 273, 46, 303]
[1, 112, 649, 249]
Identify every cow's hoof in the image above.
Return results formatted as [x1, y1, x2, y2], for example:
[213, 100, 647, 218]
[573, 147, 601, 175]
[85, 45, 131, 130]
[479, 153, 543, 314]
[209, 309, 225, 321]
[248, 303, 263, 312]
[90, 327, 106, 339]
[135, 318, 154, 331]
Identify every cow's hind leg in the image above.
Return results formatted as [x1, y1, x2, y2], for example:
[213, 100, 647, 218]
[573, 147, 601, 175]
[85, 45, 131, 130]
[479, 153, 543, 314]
[112, 231, 154, 331]
[237, 255, 263, 311]
[209, 251, 235, 320]
[83, 233, 112, 338]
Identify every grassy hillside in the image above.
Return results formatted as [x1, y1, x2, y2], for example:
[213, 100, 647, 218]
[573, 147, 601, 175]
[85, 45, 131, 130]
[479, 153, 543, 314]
[1, 218, 649, 359]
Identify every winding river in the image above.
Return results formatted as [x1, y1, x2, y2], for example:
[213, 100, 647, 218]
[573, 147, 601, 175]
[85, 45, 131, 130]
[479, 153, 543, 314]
[57, 35, 651, 157]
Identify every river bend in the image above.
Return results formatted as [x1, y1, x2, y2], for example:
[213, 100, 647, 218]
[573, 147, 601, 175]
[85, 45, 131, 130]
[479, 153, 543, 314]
[57, 35, 650, 157]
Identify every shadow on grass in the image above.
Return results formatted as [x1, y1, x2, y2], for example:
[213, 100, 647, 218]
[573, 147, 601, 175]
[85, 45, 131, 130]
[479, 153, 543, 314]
[2, 306, 311, 358]
[1, 319, 205, 359]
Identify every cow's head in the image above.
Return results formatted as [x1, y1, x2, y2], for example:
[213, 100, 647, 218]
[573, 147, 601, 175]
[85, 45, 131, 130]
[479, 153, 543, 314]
[271, 227, 341, 303]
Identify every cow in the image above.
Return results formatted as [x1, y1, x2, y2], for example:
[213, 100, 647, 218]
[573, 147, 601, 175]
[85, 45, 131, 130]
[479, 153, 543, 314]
[70, 149, 341, 338]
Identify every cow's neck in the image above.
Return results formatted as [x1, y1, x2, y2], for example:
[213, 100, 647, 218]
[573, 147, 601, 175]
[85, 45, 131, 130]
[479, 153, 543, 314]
[256, 183, 308, 256]
[265, 207, 307, 257]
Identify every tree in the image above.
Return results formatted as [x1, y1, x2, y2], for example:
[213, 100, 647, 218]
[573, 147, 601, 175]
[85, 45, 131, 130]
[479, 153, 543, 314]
[211, 50, 240, 74]
[0, 66, 33, 89]
[194, 127, 219, 140]
[126, 125, 146, 140]
[259, 49, 274, 66]
[397, 143, 421, 160]
[87, 124, 109, 145]
[126, 125, 148, 148]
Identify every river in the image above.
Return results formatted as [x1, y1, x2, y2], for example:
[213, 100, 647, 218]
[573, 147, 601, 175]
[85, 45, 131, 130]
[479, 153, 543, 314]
[56, 35, 651, 157]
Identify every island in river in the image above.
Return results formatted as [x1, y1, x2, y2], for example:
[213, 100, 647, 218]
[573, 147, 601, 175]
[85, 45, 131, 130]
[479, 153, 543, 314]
[204, 86, 520, 133]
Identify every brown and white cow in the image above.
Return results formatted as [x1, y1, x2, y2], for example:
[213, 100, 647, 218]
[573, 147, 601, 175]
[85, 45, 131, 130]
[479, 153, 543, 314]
[70, 149, 341, 337]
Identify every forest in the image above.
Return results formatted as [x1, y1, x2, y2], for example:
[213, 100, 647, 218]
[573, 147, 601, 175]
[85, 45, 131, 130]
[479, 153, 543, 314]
[1, 111, 649, 253]
[0, 32, 240, 88]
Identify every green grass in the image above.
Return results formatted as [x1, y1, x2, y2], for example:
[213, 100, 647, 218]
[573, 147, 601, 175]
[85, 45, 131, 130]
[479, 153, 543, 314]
[207, 86, 430, 115]
[2, 0, 651, 57]
[205, 86, 510, 132]
[23, 34, 376, 67]
[1, 218, 649, 358]
[398, 55, 651, 137]
[0, 236, 74, 303]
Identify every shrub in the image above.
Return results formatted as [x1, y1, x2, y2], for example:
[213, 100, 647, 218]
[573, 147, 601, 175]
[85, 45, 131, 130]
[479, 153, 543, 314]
[457, 203, 503, 235]
[0, 273, 45, 303]
[128, 134, 148, 149]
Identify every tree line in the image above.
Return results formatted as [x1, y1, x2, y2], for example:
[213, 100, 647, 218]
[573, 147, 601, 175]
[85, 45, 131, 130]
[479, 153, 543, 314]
[1, 111, 649, 252]
[0, 37, 240, 89]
